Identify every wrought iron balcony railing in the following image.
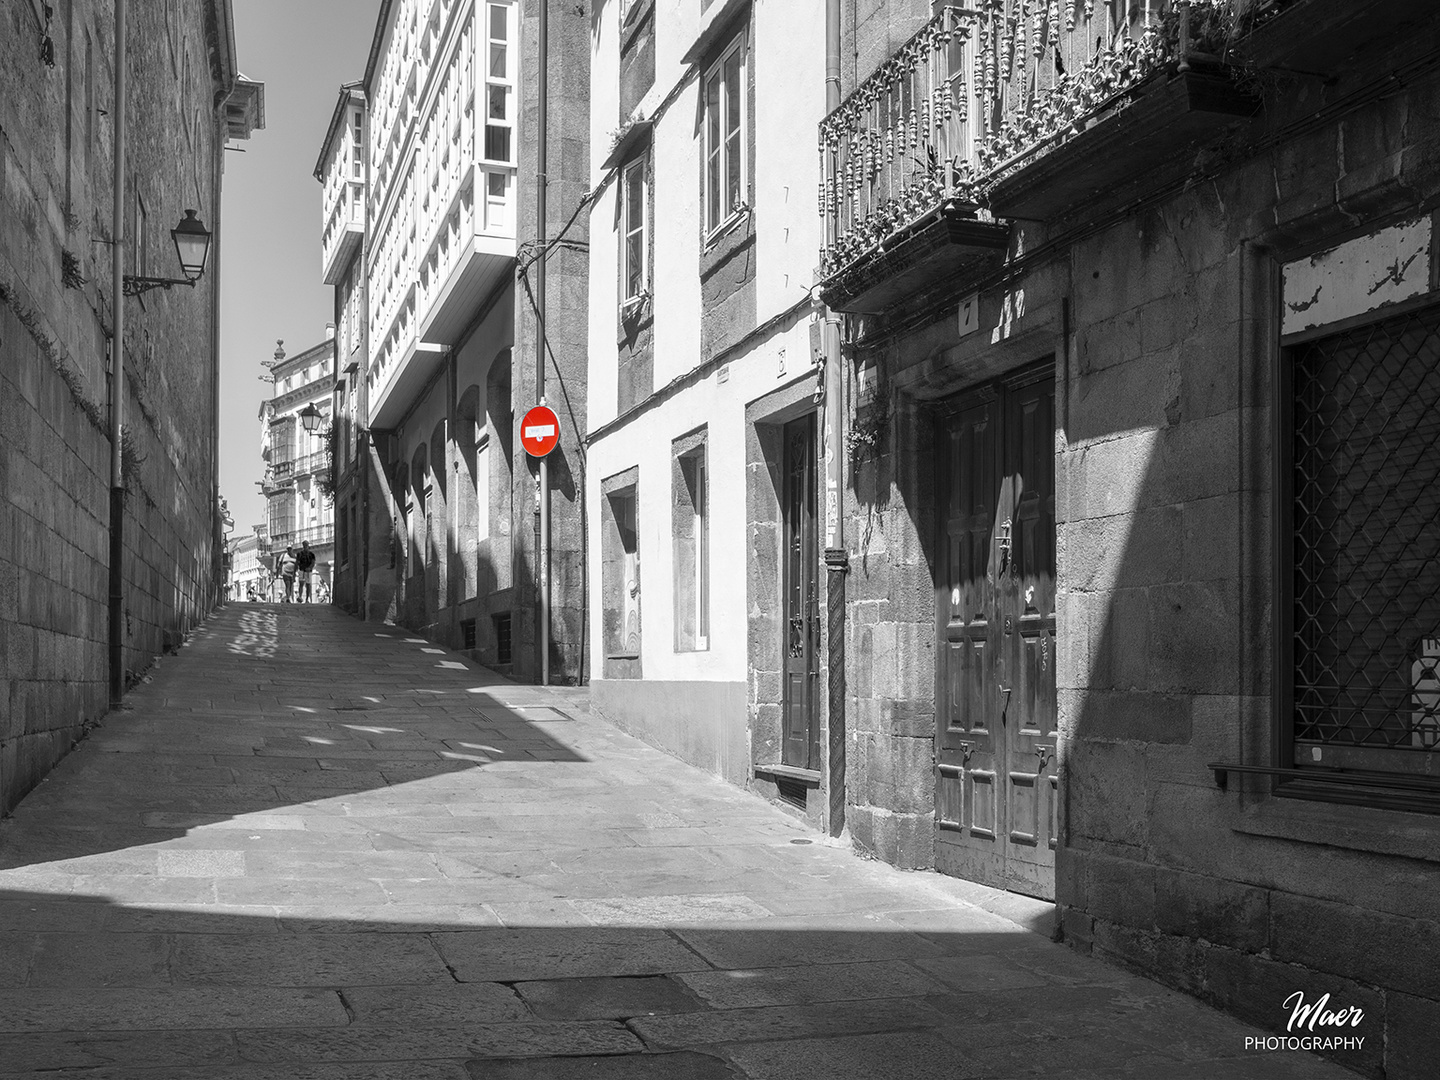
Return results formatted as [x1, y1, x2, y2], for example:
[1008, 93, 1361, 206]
[977, 0, 1225, 187]
[266, 523, 334, 556]
[820, 2, 1252, 274]
[290, 450, 330, 479]
[819, 6, 981, 279]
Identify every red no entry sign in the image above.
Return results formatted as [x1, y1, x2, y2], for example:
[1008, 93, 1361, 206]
[521, 404, 560, 457]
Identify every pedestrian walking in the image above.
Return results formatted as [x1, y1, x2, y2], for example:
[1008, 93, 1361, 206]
[296, 541, 317, 603]
[277, 546, 298, 603]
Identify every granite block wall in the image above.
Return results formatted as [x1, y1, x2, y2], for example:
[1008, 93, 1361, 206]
[0, 0, 225, 814]
[833, 11, 1440, 1076]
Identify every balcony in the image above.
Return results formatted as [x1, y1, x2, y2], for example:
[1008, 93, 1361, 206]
[417, 164, 515, 344]
[266, 524, 335, 556]
[977, 1, 1260, 222]
[321, 178, 365, 285]
[1231, 0, 1433, 81]
[291, 450, 330, 479]
[367, 0, 516, 427]
[817, 4, 1267, 300]
[817, 7, 1009, 314]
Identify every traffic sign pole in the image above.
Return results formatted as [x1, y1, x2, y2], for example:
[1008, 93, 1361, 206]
[521, 404, 560, 685]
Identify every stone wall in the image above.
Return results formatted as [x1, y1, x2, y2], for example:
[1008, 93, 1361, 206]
[1055, 54, 1440, 1080]
[0, 0, 226, 814]
[834, 16, 1440, 1078]
[513, 0, 590, 685]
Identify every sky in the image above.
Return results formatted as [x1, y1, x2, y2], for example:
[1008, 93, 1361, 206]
[219, 0, 382, 537]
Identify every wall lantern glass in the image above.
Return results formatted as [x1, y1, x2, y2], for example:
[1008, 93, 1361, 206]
[123, 209, 213, 297]
[172, 210, 212, 281]
[300, 403, 323, 433]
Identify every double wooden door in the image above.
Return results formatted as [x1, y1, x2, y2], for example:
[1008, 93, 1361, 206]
[935, 372, 1058, 900]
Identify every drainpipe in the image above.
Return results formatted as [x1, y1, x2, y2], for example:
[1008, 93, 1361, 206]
[535, 0, 550, 686]
[822, 0, 849, 838]
[108, 0, 128, 707]
[212, 93, 224, 615]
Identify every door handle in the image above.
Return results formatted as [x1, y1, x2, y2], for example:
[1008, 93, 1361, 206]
[788, 614, 805, 658]
[997, 518, 1012, 576]
[999, 684, 1012, 725]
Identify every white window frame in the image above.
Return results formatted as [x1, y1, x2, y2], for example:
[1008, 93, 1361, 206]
[702, 31, 747, 238]
[480, 0, 516, 167]
[350, 108, 363, 181]
[694, 448, 709, 650]
[621, 156, 648, 302]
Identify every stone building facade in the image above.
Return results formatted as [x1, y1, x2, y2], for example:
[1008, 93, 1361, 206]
[315, 0, 589, 683]
[316, 82, 370, 618]
[259, 335, 336, 596]
[0, 0, 259, 814]
[817, 1, 1439, 1076]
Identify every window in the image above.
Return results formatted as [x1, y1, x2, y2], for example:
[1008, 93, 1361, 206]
[351, 109, 363, 180]
[1280, 303, 1440, 812]
[673, 436, 709, 651]
[482, 2, 515, 165]
[622, 156, 648, 301]
[602, 472, 641, 668]
[703, 33, 746, 234]
[485, 170, 508, 231]
[135, 193, 149, 279]
[493, 612, 513, 665]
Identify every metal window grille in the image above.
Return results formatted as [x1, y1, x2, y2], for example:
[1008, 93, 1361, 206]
[460, 618, 477, 651]
[1290, 304, 1440, 771]
[493, 612, 512, 666]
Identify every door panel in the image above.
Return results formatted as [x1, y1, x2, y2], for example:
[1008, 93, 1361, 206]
[935, 373, 1057, 900]
[1003, 378, 1057, 894]
[936, 397, 1005, 886]
[782, 414, 819, 770]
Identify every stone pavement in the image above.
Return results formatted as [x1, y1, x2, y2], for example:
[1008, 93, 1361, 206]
[0, 604, 1353, 1079]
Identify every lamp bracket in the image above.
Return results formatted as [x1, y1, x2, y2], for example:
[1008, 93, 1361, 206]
[122, 275, 197, 298]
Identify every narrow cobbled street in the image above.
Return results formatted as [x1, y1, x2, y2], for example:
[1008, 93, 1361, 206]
[0, 605, 1349, 1079]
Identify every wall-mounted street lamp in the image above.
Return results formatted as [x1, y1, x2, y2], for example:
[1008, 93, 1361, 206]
[299, 402, 323, 434]
[121, 209, 213, 297]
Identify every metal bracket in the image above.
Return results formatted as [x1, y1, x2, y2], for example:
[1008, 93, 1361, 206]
[997, 518, 1012, 575]
[122, 275, 197, 298]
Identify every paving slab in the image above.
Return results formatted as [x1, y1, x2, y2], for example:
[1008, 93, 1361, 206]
[467, 1051, 739, 1080]
[0, 604, 1356, 1078]
[513, 974, 707, 1020]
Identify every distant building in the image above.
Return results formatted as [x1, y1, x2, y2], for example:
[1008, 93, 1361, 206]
[229, 533, 267, 601]
[0, 0, 259, 814]
[260, 335, 336, 596]
[315, 0, 590, 681]
[316, 82, 370, 617]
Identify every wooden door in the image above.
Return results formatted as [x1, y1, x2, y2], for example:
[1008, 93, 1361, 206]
[935, 373, 1057, 899]
[782, 413, 820, 769]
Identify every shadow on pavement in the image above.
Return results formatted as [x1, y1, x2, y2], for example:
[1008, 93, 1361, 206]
[0, 606, 1359, 1079]
[0, 606, 588, 873]
[0, 886, 1342, 1080]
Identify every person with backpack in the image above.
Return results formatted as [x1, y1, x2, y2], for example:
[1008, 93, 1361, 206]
[296, 541, 317, 603]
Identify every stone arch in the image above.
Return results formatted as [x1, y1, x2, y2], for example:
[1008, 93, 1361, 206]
[391, 461, 410, 572]
[486, 352, 514, 578]
[429, 418, 448, 503]
[456, 385, 484, 602]
[409, 442, 428, 575]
